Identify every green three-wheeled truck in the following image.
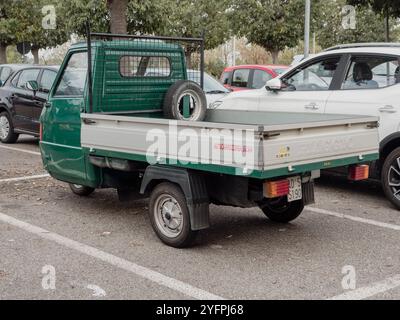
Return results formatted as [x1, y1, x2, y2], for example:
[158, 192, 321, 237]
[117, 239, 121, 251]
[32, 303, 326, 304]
[37, 31, 379, 247]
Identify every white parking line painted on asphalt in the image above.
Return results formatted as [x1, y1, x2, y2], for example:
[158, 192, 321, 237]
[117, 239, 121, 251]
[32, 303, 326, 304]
[306, 207, 400, 231]
[0, 212, 224, 300]
[0, 145, 41, 156]
[328, 274, 400, 300]
[0, 174, 50, 183]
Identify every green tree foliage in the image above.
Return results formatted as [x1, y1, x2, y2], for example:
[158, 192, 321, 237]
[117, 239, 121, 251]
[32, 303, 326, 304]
[0, 1, 20, 63]
[58, 0, 109, 36]
[348, 0, 400, 17]
[159, 0, 231, 67]
[317, 0, 392, 48]
[0, 0, 69, 64]
[229, 0, 321, 64]
[16, 0, 69, 64]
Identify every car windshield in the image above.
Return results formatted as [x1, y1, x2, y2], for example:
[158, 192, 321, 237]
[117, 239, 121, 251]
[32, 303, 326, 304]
[188, 71, 230, 94]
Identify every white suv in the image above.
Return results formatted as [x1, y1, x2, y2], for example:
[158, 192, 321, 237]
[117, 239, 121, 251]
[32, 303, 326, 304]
[213, 44, 400, 209]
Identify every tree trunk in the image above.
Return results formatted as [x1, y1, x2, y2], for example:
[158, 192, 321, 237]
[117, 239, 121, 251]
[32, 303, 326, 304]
[31, 47, 40, 64]
[108, 0, 128, 34]
[0, 44, 7, 64]
[270, 50, 279, 64]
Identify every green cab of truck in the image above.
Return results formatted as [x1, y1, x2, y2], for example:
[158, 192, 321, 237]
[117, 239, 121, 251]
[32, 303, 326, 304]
[40, 36, 380, 248]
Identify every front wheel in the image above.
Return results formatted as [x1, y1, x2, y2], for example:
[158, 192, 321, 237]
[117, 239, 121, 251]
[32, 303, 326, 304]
[69, 184, 95, 197]
[0, 111, 19, 144]
[148, 182, 198, 248]
[381, 147, 400, 210]
[259, 197, 304, 223]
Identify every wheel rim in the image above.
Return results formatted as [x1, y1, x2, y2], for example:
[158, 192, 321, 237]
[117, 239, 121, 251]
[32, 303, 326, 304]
[154, 194, 183, 238]
[388, 157, 400, 200]
[0, 115, 10, 140]
[176, 89, 202, 121]
[72, 184, 84, 190]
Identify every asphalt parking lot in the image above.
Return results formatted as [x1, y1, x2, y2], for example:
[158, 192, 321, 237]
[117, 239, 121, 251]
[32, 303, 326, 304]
[0, 136, 399, 300]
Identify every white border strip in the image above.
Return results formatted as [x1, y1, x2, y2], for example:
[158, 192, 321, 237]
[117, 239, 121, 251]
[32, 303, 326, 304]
[329, 274, 400, 300]
[307, 207, 400, 231]
[0, 212, 224, 300]
[0, 145, 41, 156]
[0, 174, 50, 183]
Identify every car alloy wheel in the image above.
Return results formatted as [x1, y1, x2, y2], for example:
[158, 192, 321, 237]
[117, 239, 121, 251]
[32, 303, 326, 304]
[0, 115, 10, 140]
[387, 157, 400, 200]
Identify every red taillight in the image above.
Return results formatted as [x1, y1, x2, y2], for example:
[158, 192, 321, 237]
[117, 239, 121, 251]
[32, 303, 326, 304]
[40, 123, 43, 141]
[348, 165, 369, 181]
[264, 179, 290, 198]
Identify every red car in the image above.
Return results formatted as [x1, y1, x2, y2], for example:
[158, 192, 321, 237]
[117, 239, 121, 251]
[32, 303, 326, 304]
[221, 65, 288, 91]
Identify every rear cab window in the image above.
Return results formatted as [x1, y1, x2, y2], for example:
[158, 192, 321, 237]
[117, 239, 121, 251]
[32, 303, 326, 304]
[120, 56, 171, 77]
[342, 55, 400, 90]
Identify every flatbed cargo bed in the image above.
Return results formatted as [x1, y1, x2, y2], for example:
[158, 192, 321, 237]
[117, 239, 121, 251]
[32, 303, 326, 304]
[81, 110, 379, 179]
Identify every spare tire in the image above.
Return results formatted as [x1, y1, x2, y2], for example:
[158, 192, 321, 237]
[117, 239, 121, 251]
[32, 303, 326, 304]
[163, 80, 207, 121]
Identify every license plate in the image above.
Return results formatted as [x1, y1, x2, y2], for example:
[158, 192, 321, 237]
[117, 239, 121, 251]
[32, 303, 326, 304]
[288, 177, 302, 202]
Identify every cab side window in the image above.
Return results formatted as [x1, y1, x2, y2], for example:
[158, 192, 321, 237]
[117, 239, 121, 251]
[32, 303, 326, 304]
[231, 69, 250, 88]
[283, 57, 340, 91]
[54, 52, 88, 97]
[341, 56, 400, 90]
[120, 56, 171, 77]
[16, 69, 40, 90]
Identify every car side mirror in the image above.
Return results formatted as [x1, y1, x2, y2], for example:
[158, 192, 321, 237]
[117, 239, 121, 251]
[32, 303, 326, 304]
[0, 80, 3, 87]
[26, 80, 39, 93]
[265, 78, 283, 91]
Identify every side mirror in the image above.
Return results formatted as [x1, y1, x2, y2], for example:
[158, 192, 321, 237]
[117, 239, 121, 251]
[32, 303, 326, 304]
[265, 78, 283, 91]
[26, 80, 39, 92]
[0, 80, 3, 87]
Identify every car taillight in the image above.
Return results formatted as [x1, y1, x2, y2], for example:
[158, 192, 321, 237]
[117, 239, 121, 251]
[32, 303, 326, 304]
[348, 165, 369, 181]
[40, 123, 43, 141]
[264, 179, 290, 198]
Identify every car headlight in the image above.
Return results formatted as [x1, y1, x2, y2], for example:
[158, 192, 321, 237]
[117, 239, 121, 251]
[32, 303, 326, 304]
[209, 100, 223, 109]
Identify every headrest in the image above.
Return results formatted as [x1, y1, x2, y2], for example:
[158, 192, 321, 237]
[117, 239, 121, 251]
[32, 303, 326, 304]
[353, 62, 373, 82]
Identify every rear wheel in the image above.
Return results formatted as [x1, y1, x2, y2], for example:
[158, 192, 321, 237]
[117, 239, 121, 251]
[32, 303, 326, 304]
[381, 147, 400, 210]
[148, 182, 198, 248]
[259, 197, 304, 223]
[0, 112, 19, 144]
[69, 184, 95, 197]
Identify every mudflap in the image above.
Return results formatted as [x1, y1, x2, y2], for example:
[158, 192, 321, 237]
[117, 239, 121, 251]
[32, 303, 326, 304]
[302, 181, 315, 206]
[140, 165, 210, 231]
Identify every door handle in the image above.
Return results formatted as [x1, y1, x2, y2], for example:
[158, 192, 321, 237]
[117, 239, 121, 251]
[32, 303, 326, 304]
[379, 105, 397, 114]
[305, 102, 319, 110]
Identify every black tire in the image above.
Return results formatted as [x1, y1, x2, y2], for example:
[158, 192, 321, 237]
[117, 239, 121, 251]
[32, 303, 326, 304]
[259, 198, 304, 223]
[69, 184, 95, 197]
[0, 111, 19, 144]
[148, 182, 198, 248]
[381, 147, 400, 210]
[163, 80, 207, 121]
